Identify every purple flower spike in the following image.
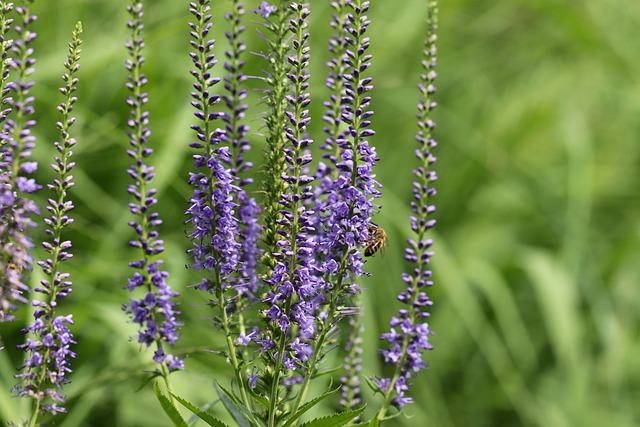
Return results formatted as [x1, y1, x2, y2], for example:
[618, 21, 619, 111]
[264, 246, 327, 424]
[122, 1, 183, 370]
[0, 2, 40, 322]
[221, 1, 262, 300]
[375, 1, 438, 414]
[318, 0, 381, 283]
[259, 1, 321, 370]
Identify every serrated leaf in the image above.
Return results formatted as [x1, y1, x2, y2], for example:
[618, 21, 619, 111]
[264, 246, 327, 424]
[154, 382, 189, 427]
[299, 407, 366, 427]
[171, 392, 230, 427]
[283, 387, 340, 427]
[214, 382, 256, 427]
[366, 416, 380, 427]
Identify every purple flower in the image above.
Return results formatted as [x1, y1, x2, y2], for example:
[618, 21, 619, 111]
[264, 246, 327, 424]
[14, 315, 76, 414]
[122, 2, 182, 369]
[375, 1, 438, 412]
[248, 373, 259, 389]
[257, 1, 277, 19]
[186, 145, 241, 288]
[13, 22, 83, 417]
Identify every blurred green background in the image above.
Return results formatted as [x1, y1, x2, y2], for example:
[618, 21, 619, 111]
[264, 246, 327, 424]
[2, 0, 640, 425]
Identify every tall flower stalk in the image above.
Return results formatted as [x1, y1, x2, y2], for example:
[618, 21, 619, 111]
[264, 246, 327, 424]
[251, 3, 324, 425]
[375, 1, 438, 419]
[291, 0, 381, 414]
[122, 1, 183, 384]
[0, 0, 39, 323]
[12, 21, 82, 424]
[257, 1, 295, 269]
[184, 0, 250, 409]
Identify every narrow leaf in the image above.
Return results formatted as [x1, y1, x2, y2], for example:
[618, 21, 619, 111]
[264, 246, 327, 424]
[299, 407, 366, 427]
[367, 416, 380, 427]
[171, 392, 230, 427]
[283, 387, 340, 427]
[363, 376, 383, 394]
[247, 387, 270, 411]
[214, 382, 256, 427]
[154, 382, 189, 427]
[312, 365, 342, 378]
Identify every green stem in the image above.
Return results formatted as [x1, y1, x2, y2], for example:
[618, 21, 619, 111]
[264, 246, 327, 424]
[260, 2, 292, 270]
[217, 270, 251, 408]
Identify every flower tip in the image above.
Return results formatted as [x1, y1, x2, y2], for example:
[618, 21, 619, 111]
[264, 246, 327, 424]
[256, 1, 277, 19]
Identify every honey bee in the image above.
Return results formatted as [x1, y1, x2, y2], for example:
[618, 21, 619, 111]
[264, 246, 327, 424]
[364, 222, 388, 257]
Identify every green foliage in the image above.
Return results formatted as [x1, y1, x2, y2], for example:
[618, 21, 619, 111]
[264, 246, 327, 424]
[154, 382, 188, 427]
[215, 382, 257, 427]
[171, 392, 230, 427]
[298, 407, 365, 427]
[282, 387, 340, 427]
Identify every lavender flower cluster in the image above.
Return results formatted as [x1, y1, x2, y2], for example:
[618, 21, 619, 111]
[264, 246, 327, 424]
[0, 0, 440, 424]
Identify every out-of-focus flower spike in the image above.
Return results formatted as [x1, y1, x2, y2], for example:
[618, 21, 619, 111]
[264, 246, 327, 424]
[1, 0, 40, 323]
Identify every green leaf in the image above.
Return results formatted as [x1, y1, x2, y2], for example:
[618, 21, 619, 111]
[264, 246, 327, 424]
[171, 392, 230, 427]
[299, 407, 366, 427]
[351, 416, 380, 427]
[366, 416, 380, 427]
[247, 386, 270, 411]
[214, 382, 256, 427]
[363, 377, 383, 394]
[154, 382, 189, 427]
[312, 365, 342, 378]
[283, 387, 340, 427]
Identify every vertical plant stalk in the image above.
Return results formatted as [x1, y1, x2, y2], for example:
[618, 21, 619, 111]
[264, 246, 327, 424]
[258, 1, 294, 270]
[375, 1, 438, 420]
[185, 0, 250, 409]
[258, 2, 319, 425]
[13, 21, 82, 424]
[291, 0, 380, 414]
[0, 0, 39, 322]
[122, 1, 184, 391]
